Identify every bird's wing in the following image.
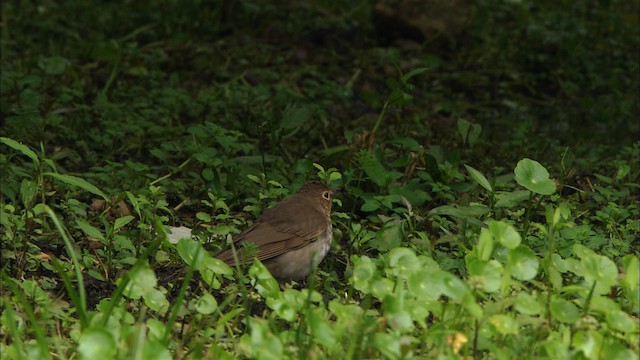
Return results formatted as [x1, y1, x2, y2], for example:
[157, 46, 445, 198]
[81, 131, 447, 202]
[216, 222, 311, 264]
[215, 194, 329, 265]
[258, 194, 330, 239]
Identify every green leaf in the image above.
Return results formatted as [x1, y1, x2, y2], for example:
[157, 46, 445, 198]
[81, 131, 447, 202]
[143, 288, 169, 313]
[488, 314, 519, 335]
[371, 277, 394, 299]
[201, 167, 215, 181]
[462, 293, 484, 318]
[495, 190, 530, 208]
[408, 269, 441, 301]
[76, 219, 105, 242]
[621, 255, 639, 297]
[142, 340, 172, 360]
[360, 152, 403, 187]
[245, 318, 284, 360]
[582, 254, 619, 294]
[1, 137, 40, 166]
[464, 165, 492, 192]
[514, 158, 556, 195]
[572, 243, 596, 259]
[603, 340, 637, 360]
[606, 310, 638, 333]
[361, 152, 388, 187]
[433, 270, 470, 301]
[351, 255, 377, 292]
[44, 172, 108, 201]
[195, 292, 218, 315]
[458, 119, 482, 146]
[402, 66, 429, 81]
[428, 205, 489, 227]
[475, 228, 494, 261]
[124, 266, 157, 300]
[281, 105, 310, 129]
[201, 256, 233, 276]
[489, 221, 521, 249]
[508, 245, 539, 281]
[113, 215, 134, 231]
[514, 292, 543, 315]
[550, 296, 580, 323]
[360, 199, 380, 212]
[467, 257, 503, 292]
[20, 179, 38, 207]
[196, 212, 212, 222]
[387, 247, 419, 279]
[615, 163, 630, 180]
[308, 308, 337, 349]
[373, 220, 403, 251]
[572, 330, 602, 359]
[249, 260, 280, 299]
[78, 328, 116, 360]
[38, 56, 71, 75]
[176, 238, 205, 268]
[373, 332, 403, 359]
[543, 332, 570, 359]
[247, 174, 261, 183]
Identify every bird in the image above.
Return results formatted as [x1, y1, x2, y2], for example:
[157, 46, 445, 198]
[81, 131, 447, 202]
[215, 180, 335, 281]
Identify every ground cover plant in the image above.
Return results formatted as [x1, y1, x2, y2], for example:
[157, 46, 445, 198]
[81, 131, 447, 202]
[1, 0, 638, 359]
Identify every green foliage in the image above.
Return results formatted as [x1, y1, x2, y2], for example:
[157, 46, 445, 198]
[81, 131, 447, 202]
[1, 0, 638, 358]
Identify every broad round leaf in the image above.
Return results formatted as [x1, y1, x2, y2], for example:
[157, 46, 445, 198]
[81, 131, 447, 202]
[371, 277, 394, 299]
[432, 271, 470, 301]
[408, 270, 442, 301]
[489, 314, 519, 335]
[388, 247, 419, 278]
[489, 221, 521, 249]
[176, 238, 205, 268]
[201, 256, 234, 276]
[143, 288, 169, 313]
[124, 266, 158, 300]
[373, 332, 403, 359]
[514, 158, 556, 195]
[572, 330, 601, 359]
[351, 256, 377, 292]
[508, 245, 539, 281]
[603, 341, 637, 360]
[514, 292, 543, 315]
[606, 310, 638, 333]
[196, 293, 218, 315]
[467, 257, 503, 293]
[142, 340, 171, 360]
[582, 254, 618, 294]
[550, 297, 580, 323]
[78, 328, 116, 360]
[308, 308, 337, 348]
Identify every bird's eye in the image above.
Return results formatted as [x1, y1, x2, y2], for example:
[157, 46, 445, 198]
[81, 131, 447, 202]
[322, 191, 331, 200]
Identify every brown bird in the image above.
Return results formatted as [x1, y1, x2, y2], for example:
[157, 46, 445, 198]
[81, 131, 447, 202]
[216, 181, 335, 281]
